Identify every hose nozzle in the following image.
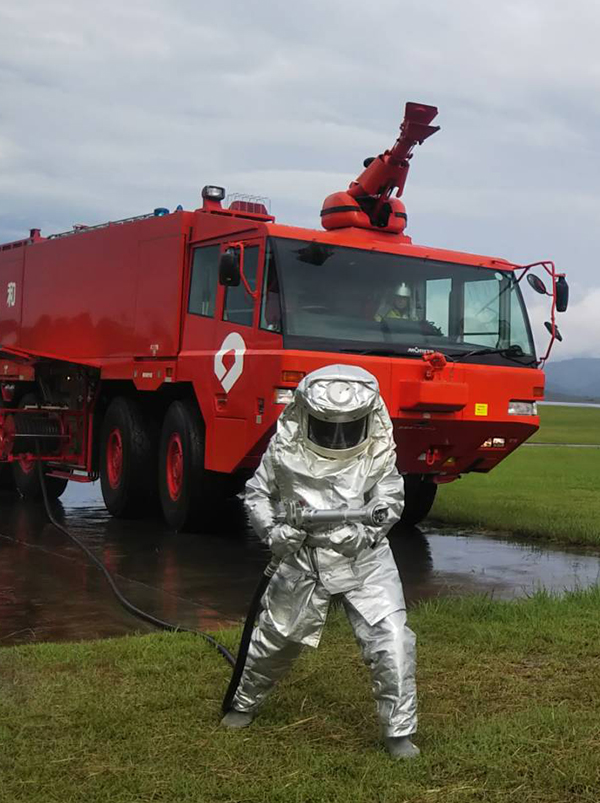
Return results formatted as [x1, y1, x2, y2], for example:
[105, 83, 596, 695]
[277, 500, 388, 529]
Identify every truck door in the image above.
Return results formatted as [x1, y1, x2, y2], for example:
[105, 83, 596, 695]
[181, 236, 282, 473]
[213, 238, 264, 425]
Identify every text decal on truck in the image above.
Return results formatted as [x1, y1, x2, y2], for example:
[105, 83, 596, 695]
[214, 332, 246, 393]
[6, 282, 16, 308]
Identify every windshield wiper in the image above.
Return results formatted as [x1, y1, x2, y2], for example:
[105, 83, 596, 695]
[339, 348, 406, 357]
[446, 345, 536, 365]
[339, 345, 536, 365]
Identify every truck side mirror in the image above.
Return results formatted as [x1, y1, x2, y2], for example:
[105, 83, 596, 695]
[544, 321, 563, 342]
[556, 276, 569, 313]
[219, 250, 240, 287]
[527, 274, 548, 295]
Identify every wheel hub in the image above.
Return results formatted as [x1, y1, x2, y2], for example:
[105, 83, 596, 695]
[166, 433, 183, 502]
[106, 428, 123, 489]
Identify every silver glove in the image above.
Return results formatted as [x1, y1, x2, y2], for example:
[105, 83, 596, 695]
[308, 522, 374, 558]
[268, 523, 306, 559]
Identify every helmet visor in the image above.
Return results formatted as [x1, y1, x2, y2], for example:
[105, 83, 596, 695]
[307, 414, 369, 451]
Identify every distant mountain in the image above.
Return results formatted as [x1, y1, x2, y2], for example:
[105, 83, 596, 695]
[543, 358, 600, 403]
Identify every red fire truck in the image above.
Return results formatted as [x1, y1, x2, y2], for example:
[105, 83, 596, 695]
[0, 102, 568, 528]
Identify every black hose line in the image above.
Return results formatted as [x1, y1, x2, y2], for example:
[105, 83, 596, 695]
[221, 560, 277, 713]
[34, 446, 235, 667]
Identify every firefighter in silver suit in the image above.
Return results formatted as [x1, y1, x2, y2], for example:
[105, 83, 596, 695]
[221, 364, 419, 759]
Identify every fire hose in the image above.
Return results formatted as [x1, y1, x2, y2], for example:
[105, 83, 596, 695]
[221, 500, 388, 713]
[32, 446, 387, 716]
[34, 443, 235, 666]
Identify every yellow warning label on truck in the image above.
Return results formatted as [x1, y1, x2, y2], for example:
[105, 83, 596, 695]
[474, 403, 488, 416]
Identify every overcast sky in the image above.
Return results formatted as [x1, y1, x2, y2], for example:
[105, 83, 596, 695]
[1, 0, 599, 360]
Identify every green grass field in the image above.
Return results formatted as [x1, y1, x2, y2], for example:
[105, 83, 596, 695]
[1, 404, 597, 801]
[2, 590, 600, 803]
[431, 405, 600, 545]
[531, 404, 600, 445]
[431, 446, 600, 546]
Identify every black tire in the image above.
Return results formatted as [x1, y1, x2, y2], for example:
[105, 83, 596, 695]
[0, 462, 14, 492]
[401, 474, 438, 526]
[226, 469, 253, 498]
[11, 394, 68, 501]
[158, 399, 227, 532]
[100, 396, 159, 518]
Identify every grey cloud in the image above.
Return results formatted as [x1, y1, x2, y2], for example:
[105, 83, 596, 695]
[1, 0, 599, 356]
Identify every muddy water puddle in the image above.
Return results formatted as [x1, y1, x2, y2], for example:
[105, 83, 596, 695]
[1, 483, 599, 647]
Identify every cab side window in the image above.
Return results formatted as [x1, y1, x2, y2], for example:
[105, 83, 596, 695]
[189, 245, 220, 317]
[259, 243, 282, 333]
[223, 246, 259, 327]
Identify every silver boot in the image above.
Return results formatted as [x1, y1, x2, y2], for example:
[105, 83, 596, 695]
[220, 709, 255, 729]
[385, 736, 420, 759]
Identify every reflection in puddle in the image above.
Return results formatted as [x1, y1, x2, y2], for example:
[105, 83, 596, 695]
[1, 482, 599, 646]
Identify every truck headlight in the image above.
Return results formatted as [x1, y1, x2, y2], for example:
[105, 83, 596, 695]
[274, 388, 294, 405]
[508, 401, 537, 416]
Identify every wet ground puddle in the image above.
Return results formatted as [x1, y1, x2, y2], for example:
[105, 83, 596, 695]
[1, 483, 599, 646]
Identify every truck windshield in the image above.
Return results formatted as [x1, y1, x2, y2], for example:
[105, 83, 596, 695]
[267, 238, 536, 366]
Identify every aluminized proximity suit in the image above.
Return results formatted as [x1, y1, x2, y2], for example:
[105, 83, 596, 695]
[231, 365, 417, 740]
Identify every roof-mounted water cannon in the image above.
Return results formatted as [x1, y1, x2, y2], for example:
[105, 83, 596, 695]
[321, 102, 440, 234]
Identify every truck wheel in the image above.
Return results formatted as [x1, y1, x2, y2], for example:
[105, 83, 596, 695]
[100, 397, 159, 518]
[400, 474, 438, 526]
[11, 394, 69, 501]
[159, 400, 225, 532]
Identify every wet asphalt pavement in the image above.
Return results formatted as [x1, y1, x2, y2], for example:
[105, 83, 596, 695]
[1, 483, 600, 647]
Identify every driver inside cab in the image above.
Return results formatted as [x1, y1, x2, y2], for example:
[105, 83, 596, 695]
[374, 282, 415, 322]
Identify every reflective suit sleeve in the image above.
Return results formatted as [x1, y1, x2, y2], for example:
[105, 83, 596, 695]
[363, 453, 405, 544]
[244, 444, 279, 544]
[244, 444, 305, 557]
